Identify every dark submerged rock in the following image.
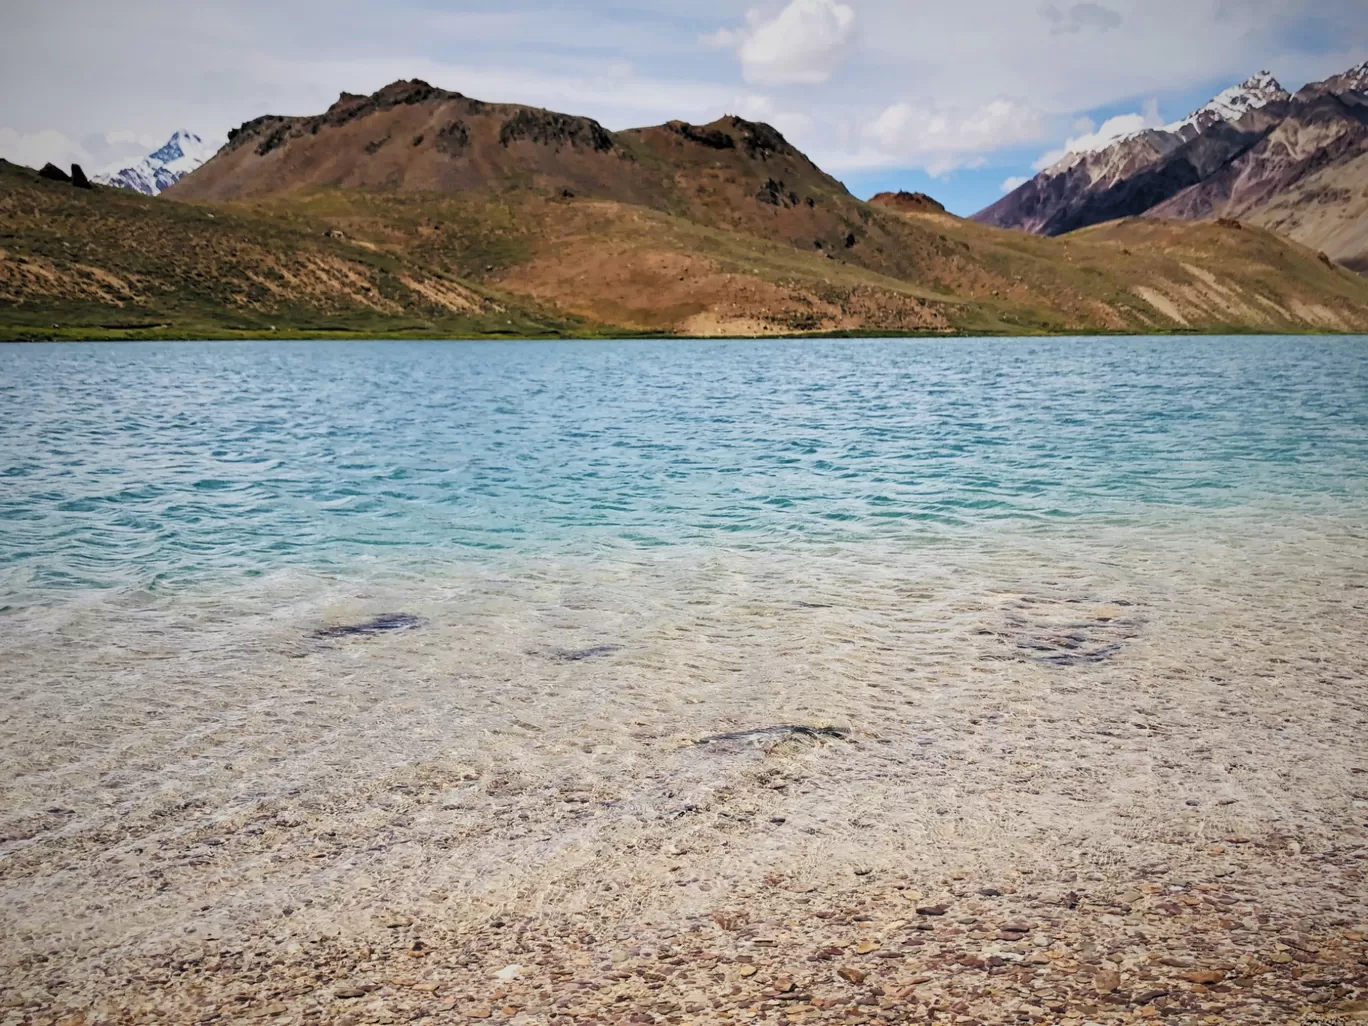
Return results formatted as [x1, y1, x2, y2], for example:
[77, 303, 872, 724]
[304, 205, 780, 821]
[313, 614, 423, 639]
[694, 725, 851, 746]
[983, 594, 1142, 667]
[547, 644, 622, 663]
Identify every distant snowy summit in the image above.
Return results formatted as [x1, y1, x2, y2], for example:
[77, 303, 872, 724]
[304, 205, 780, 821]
[94, 131, 219, 195]
[1164, 70, 1289, 137]
[1309, 60, 1368, 98]
[971, 57, 1368, 272]
[1043, 71, 1290, 175]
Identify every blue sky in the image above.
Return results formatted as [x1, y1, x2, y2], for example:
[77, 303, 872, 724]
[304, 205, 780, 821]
[3, 0, 1366, 216]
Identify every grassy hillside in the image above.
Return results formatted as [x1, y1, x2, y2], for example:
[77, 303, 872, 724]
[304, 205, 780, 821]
[0, 160, 592, 340]
[226, 185, 1368, 336]
[6, 153, 1368, 342]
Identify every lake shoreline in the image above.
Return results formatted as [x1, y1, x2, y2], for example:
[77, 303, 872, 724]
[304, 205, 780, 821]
[3, 327, 1365, 343]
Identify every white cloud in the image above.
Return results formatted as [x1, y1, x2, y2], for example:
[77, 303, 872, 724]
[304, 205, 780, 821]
[706, 0, 857, 86]
[1001, 175, 1029, 192]
[862, 99, 1047, 175]
[1041, 2, 1123, 35]
[103, 129, 163, 149]
[0, 127, 93, 171]
[1031, 99, 1163, 169]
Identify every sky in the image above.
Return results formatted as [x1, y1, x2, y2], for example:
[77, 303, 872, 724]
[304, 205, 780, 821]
[2, 0, 1366, 216]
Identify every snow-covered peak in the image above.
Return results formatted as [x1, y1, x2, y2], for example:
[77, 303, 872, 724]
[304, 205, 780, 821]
[146, 131, 219, 174]
[1164, 71, 1290, 134]
[1335, 60, 1368, 91]
[1034, 71, 1289, 181]
[93, 130, 221, 196]
[1298, 59, 1368, 99]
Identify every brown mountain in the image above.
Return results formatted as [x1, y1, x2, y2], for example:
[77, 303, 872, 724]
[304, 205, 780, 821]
[7, 80, 1368, 340]
[973, 63, 1368, 274]
[169, 81, 887, 272]
[177, 81, 644, 203]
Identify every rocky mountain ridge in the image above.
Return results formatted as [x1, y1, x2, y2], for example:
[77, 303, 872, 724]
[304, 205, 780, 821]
[167, 80, 933, 287]
[1163, 70, 1290, 139]
[1038, 72, 1289, 180]
[973, 61, 1368, 273]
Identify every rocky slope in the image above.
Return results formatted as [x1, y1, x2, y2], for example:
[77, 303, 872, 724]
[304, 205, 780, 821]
[167, 82, 847, 224]
[974, 63, 1368, 273]
[1148, 81, 1368, 273]
[94, 131, 219, 195]
[0, 159, 584, 339]
[168, 81, 923, 287]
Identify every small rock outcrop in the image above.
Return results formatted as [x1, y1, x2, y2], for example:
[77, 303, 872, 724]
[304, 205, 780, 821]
[70, 164, 93, 189]
[435, 120, 470, 155]
[668, 121, 736, 150]
[38, 163, 71, 183]
[869, 191, 947, 214]
[728, 117, 794, 160]
[756, 178, 802, 208]
[499, 109, 615, 153]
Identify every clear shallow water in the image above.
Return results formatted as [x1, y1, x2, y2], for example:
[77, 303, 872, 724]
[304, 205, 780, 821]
[4, 336, 1368, 966]
[2, 336, 1366, 605]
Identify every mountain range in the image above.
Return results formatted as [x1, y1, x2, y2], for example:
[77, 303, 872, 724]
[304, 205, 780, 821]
[4, 77, 1368, 340]
[975, 61, 1368, 274]
[93, 131, 218, 195]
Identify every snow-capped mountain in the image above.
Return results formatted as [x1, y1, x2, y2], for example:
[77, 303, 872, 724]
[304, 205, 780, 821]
[973, 65, 1344, 237]
[1042, 71, 1289, 176]
[94, 131, 219, 195]
[1162, 71, 1290, 137]
[1307, 60, 1368, 98]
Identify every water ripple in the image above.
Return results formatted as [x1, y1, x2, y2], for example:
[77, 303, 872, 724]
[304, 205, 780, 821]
[1, 336, 1365, 606]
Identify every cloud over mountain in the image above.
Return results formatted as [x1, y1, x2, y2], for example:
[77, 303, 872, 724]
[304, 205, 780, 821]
[706, 0, 857, 86]
[864, 99, 1047, 175]
[1032, 100, 1163, 169]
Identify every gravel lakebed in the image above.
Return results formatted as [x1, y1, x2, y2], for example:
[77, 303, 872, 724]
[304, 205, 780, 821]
[3, 538, 1367, 1026]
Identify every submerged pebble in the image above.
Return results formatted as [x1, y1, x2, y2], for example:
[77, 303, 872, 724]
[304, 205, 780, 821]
[313, 613, 423, 639]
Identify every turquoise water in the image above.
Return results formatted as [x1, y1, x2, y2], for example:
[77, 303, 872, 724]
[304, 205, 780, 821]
[2, 336, 1366, 606]
[4, 336, 1368, 969]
